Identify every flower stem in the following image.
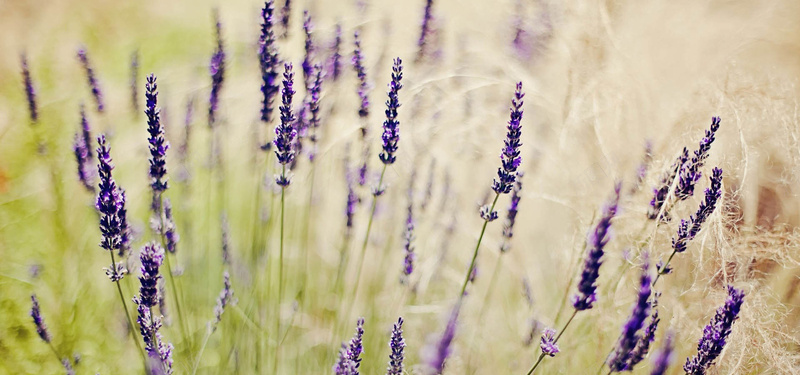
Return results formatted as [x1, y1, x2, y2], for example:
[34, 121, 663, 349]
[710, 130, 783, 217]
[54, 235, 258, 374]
[274, 163, 287, 374]
[190, 329, 212, 375]
[110, 251, 146, 366]
[526, 309, 578, 375]
[459, 193, 500, 299]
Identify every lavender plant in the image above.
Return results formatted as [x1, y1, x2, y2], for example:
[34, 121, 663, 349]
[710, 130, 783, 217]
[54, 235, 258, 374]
[21, 54, 38, 123]
[684, 286, 745, 374]
[208, 11, 226, 127]
[73, 105, 94, 192]
[76, 48, 105, 113]
[387, 317, 405, 375]
[259, 0, 280, 125]
[133, 242, 174, 375]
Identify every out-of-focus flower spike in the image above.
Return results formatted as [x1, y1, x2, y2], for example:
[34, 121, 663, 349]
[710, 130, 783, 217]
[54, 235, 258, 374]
[21, 54, 38, 123]
[77, 47, 105, 113]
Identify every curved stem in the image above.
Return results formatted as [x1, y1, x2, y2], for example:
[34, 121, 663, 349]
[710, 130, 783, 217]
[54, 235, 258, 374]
[458, 193, 500, 299]
[346, 164, 387, 322]
[191, 329, 212, 375]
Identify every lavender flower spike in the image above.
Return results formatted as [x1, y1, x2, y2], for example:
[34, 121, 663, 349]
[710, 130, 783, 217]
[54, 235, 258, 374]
[676, 117, 721, 199]
[135, 243, 164, 308]
[401, 195, 415, 282]
[134, 243, 174, 374]
[427, 303, 460, 374]
[145, 74, 169, 212]
[77, 48, 105, 113]
[540, 328, 559, 357]
[628, 293, 660, 368]
[387, 317, 405, 375]
[131, 51, 139, 114]
[684, 286, 745, 375]
[648, 148, 689, 220]
[416, 0, 435, 62]
[607, 257, 652, 372]
[308, 65, 323, 161]
[163, 199, 179, 254]
[279, 0, 291, 38]
[274, 63, 297, 186]
[492, 82, 524, 194]
[74, 105, 95, 192]
[259, 0, 280, 123]
[208, 11, 226, 127]
[500, 174, 523, 252]
[348, 317, 365, 371]
[21, 54, 38, 123]
[96, 135, 129, 281]
[30, 294, 51, 343]
[329, 24, 343, 81]
[301, 10, 315, 89]
[333, 342, 356, 375]
[650, 333, 674, 375]
[212, 271, 235, 332]
[353, 31, 370, 123]
[379, 58, 404, 165]
[671, 168, 723, 254]
[572, 182, 621, 311]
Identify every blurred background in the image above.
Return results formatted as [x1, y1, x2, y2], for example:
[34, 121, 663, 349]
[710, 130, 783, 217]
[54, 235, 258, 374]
[2, 0, 800, 373]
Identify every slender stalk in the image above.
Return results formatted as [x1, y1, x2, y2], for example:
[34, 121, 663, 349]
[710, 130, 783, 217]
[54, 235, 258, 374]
[109, 251, 146, 364]
[478, 254, 504, 320]
[163, 255, 190, 345]
[46, 342, 63, 366]
[274, 163, 287, 374]
[526, 309, 578, 374]
[459, 193, 500, 299]
[346, 164, 387, 320]
[191, 329, 212, 375]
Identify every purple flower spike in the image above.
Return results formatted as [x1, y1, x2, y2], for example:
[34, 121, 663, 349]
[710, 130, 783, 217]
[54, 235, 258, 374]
[333, 342, 356, 375]
[274, 63, 297, 186]
[387, 317, 405, 375]
[676, 117, 721, 199]
[30, 294, 51, 343]
[131, 51, 139, 114]
[348, 317, 365, 372]
[259, 0, 280, 125]
[571, 182, 621, 311]
[427, 303, 460, 374]
[416, 0, 435, 62]
[74, 105, 95, 192]
[163, 199, 179, 254]
[212, 271, 235, 331]
[302, 10, 315, 89]
[629, 293, 660, 368]
[401, 197, 415, 282]
[21, 54, 38, 123]
[77, 48, 105, 113]
[329, 24, 343, 81]
[648, 148, 689, 220]
[684, 286, 745, 375]
[135, 243, 164, 308]
[379, 58, 404, 165]
[308, 65, 323, 161]
[209, 11, 226, 127]
[540, 328, 559, 357]
[650, 333, 674, 375]
[608, 257, 652, 371]
[671, 168, 723, 254]
[353, 31, 370, 123]
[500, 174, 523, 252]
[145, 74, 169, 212]
[279, 0, 291, 38]
[492, 82, 524, 195]
[96, 135, 130, 279]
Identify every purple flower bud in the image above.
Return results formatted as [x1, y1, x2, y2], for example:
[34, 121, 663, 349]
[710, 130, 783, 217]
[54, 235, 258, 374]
[96, 135, 130, 270]
[427, 303, 460, 374]
[212, 271, 235, 331]
[279, 0, 291, 38]
[74, 105, 95, 192]
[131, 51, 139, 114]
[209, 11, 226, 127]
[608, 257, 652, 371]
[352, 31, 370, 122]
[30, 294, 51, 343]
[163, 199, 179, 254]
[684, 286, 745, 375]
[259, 1, 280, 124]
[650, 333, 674, 375]
[479, 205, 498, 222]
[572, 182, 621, 311]
[329, 24, 343, 81]
[76, 47, 105, 113]
[145, 74, 170, 212]
[21, 54, 38, 123]
[648, 147, 688, 220]
[671, 168, 722, 254]
[379, 58, 404, 165]
[274, 63, 297, 185]
[676, 117, 721, 199]
[387, 317, 405, 375]
[500, 175, 523, 252]
[416, 0, 435, 62]
[540, 328, 559, 357]
[348, 317, 365, 371]
[492, 82, 524, 194]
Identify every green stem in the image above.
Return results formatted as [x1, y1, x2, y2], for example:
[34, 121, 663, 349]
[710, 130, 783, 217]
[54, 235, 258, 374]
[164, 254, 190, 346]
[526, 309, 578, 375]
[458, 193, 500, 299]
[191, 329, 212, 375]
[274, 164, 287, 374]
[110, 251, 147, 365]
[346, 165, 387, 322]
